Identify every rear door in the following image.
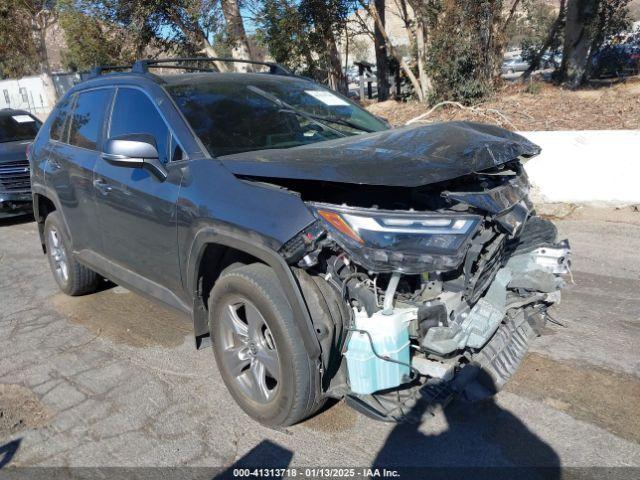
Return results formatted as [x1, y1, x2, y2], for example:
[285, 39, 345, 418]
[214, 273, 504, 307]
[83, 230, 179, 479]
[93, 86, 184, 294]
[46, 88, 113, 252]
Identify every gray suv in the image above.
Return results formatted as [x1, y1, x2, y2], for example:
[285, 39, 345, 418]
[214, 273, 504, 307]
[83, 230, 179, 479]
[29, 58, 571, 427]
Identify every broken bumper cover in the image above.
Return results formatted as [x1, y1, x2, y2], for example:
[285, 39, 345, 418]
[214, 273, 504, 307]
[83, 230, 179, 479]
[345, 311, 543, 422]
[422, 237, 571, 355]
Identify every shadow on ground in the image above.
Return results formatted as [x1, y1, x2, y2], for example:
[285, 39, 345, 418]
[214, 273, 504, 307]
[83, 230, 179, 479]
[215, 440, 294, 479]
[214, 370, 560, 479]
[371, 369, 561, 479]
[0, 214, 34, 228]
[0, 439, 21, 469]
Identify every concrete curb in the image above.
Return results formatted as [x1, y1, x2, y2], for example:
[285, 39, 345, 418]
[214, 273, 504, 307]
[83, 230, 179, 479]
[519, 130, 640, 205]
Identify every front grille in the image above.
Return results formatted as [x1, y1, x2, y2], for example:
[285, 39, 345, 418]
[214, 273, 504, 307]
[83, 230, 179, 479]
[464, 217, 557, 303]
[0, 160, 31, 193]
[464, 233, 507, 303]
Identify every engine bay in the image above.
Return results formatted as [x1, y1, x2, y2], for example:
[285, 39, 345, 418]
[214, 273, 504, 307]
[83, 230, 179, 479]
[271, 159, 572, 421]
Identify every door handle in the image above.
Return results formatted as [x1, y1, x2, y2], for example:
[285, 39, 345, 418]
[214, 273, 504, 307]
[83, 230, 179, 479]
[93, 178, 113, 194]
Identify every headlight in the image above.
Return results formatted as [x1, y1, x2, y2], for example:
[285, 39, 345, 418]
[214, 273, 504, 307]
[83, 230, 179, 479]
[309, 203, 481, 274]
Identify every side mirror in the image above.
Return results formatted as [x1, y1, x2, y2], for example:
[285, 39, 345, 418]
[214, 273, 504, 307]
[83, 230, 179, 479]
[102, 134, 167, 181]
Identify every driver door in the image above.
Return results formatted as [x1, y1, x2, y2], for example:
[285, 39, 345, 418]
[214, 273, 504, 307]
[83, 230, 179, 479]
[93, 87, 184, 296]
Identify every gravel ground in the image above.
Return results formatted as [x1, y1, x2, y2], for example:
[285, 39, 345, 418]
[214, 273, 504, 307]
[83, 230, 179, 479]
[0, 210, 639, 476]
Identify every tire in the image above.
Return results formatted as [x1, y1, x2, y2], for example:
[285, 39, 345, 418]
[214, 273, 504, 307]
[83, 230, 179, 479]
[208, 263, 323, 427]
[44, 211, 100, 296]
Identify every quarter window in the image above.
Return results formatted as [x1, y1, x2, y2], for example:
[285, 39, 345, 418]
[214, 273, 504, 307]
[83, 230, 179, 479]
[68, 89, 112, 150]
[49, 96, 73, 142]
[109, 89, 170, 164]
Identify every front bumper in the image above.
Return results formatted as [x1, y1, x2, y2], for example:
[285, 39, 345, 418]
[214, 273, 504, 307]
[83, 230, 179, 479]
[345, 308, 550, 422]
[0, 192, 33, 218]
[344, 217, 571, 422]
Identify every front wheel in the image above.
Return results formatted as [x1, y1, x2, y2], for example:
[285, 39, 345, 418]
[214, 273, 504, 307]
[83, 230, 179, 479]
[44, 211, 99, 296]
[209, 263, 323, 427]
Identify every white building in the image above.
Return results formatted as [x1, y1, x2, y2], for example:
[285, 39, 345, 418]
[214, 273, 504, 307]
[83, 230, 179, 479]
[0, 72, 80, 120]
[0, 75, 52, 118]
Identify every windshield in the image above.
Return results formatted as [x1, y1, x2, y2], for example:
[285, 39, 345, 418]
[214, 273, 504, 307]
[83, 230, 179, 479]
[167, 78, 388, 157]
[0, 113, 41, 143]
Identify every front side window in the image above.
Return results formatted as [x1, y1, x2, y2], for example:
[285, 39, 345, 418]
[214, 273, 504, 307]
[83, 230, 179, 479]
[68, 89, 112, 150]
[109, 88, 170, 164]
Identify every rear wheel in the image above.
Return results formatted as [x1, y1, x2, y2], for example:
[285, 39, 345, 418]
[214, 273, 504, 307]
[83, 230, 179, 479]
[209, 263, 323, 427]
[44, 212, 99, 296]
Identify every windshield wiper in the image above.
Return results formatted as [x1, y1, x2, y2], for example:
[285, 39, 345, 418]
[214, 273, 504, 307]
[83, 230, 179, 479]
[303, 113, 374, 133]
[248, 85, 362, 137]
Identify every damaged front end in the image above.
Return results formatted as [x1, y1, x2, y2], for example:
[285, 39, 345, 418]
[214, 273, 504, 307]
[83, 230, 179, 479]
[279, 159, 571, 422]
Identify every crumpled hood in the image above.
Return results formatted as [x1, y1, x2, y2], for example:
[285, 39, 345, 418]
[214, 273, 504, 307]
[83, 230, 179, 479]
[218, 121, 540, 188]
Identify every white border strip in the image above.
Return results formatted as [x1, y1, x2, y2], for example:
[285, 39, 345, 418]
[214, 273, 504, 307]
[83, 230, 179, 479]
[519, 130, 640, 204]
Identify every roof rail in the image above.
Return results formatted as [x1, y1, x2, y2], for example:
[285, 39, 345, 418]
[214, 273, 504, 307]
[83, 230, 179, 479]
[131, 57, 292, 76]
[88, 65, 132, 78]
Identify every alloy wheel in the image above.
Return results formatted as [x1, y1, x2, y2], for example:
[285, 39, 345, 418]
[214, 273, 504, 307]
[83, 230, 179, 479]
[217, 297, 280, 403]
[48, 227, 69, 284]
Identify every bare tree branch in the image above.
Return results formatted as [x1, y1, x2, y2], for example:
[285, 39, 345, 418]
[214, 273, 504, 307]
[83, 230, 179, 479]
[406, 101, 517, 129]
[358, 0, 425, 102]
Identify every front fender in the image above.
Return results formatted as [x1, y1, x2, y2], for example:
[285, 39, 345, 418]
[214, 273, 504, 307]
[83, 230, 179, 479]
[31, 184, 70, 252]
[186, 227, 322, 358]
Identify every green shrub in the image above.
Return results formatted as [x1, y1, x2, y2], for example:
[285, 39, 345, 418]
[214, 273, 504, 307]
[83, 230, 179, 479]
[426, 0, 504, 105]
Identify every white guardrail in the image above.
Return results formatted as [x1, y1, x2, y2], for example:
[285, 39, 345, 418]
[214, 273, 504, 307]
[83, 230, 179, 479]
[519, 130, 640, 205]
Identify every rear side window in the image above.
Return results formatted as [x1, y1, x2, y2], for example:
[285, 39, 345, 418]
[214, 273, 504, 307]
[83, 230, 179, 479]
[68, 89, 112, 150]
[49, 97, 73, 142]
[109, 88, 170, 163]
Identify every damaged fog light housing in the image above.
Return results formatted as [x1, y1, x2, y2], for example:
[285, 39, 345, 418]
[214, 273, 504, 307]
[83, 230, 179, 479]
[309, 203, 482, 274]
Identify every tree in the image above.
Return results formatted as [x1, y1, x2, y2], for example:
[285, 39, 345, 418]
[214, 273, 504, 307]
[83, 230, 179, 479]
[373, 0, 390, 100]
[407, 0, 433, 100]
[58, 0, 132, 71]
[0, 1, 59, 98]
[521, 0, 567, 81]
[299, 0, 349, 93]
[259, 0, 318, 75]
[426, 0, 511, 104]
[0, 1, 40, 78]
[221, 0, 253, 71]
[107, 0, 231, 71]
[560, 0, 601, 87]
[359, 0, 425, 101]
[560, 0, 631, 87]
[259, 0, 348, 93]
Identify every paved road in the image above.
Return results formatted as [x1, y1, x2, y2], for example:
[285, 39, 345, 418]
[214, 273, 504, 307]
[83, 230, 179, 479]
[0, 210, 639, 473]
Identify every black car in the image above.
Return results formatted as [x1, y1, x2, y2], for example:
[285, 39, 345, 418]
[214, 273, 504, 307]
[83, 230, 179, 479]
[0, 108, 42, 218]
[29, 58, 571, 427]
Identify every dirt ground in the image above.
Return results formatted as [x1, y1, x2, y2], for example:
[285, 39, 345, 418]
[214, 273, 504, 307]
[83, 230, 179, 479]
[1, 208, 639, 470]
[0, 384, 53, 438]
[366, 78, 640, 131]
